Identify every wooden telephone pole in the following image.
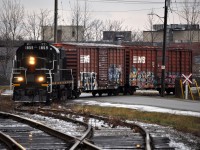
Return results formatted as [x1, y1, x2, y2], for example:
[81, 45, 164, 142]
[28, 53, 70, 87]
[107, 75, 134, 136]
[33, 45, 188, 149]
[54, 0, 58, 43]
[161, 0, 170, 97]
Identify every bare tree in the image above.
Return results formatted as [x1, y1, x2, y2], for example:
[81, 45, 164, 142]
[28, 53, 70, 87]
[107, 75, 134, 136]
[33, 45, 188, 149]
[69, 0, 95, 42]
[181, 0, 200, 42]
[0, 0, 24, 79]
[23, 9, 53, 41]
[143, 9, 161, 45]
[0, 0, 24, 41]
[103, 19, 124, 31]
[70, 0, 84, 42]
[82, 0, 92, 41]
[131, 29, 143, 42]
[23, 11, 40, 40]
[39, 9, 54, 41]
[87, 19, 104, 41]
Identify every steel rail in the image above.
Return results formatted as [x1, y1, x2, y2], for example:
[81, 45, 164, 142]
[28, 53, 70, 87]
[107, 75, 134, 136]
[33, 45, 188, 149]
[37, 109, 101, 150]
[130, 122, 151, 150]
[0, 131, 25, 150]
[0, 111, 76, 145]
[15, 107, 101, 150]
[39, 108, 152, 150]
[89, 114, 152, 150]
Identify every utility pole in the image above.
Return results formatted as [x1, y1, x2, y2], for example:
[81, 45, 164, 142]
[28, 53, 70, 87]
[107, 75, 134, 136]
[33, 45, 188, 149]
[161, 0, 170, 97]
[54, 0, 58, 43]
[76, 0, 79, 42]
[83, 0, 87, 41]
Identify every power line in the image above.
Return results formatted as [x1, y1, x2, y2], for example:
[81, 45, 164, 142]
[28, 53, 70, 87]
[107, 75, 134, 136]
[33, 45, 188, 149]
[58, 7, 164, 13]
[79, 0, 200, 4]
[78, 0, 164, 4]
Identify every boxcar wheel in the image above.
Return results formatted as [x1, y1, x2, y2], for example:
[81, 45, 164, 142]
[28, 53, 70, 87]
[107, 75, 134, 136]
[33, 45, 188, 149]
[98, 92, 102, 97]
[108, 92, 112, 96]
[128, 89, 133, 95]
[113, 90, 119, 96]
[166, 90, 171, 95]
[92, 92, 96, 97]
[46, 93, 51, 105]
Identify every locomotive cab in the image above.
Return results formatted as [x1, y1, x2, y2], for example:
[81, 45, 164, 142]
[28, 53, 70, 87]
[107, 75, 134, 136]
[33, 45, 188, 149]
[11, 42, 74, 103]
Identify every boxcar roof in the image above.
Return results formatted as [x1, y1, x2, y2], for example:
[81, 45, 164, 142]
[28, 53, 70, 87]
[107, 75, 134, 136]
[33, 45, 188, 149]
[60, 42, 124, 48]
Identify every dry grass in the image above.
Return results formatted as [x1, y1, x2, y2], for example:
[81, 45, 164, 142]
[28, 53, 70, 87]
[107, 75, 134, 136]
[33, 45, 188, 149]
[72, 105, 200, 137]
[0, 86, 9, 90]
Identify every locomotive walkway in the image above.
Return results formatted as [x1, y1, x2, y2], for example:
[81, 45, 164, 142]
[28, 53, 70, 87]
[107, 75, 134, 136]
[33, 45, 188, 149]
[77, 92, 200, 117]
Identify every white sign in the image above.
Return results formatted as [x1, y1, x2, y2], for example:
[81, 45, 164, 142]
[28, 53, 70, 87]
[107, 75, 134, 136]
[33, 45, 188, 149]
[161, 65, 165, 69]
[133, 56, 145, 63]
[182, 73, 192, 84]
[80, 55, 90, 63]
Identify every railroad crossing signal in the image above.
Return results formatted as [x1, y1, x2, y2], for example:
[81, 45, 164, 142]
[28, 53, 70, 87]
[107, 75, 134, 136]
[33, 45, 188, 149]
[182, 73, 192, 100]
[182, 74, 192, 84]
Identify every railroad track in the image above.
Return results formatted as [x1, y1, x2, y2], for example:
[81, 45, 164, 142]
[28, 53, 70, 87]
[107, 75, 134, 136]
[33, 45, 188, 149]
[0, 111, 100, 150]
[13, 104, 175, 149]
[36, 107, 174, 150]
[33, 110, 149, 149]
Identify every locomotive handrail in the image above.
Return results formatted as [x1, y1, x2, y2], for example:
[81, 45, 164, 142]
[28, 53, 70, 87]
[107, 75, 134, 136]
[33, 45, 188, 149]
[10, 67, 27, 90]
[35, 60, 57, 93]
[48, 60, 56, 94]
[47, 69, 53, 93]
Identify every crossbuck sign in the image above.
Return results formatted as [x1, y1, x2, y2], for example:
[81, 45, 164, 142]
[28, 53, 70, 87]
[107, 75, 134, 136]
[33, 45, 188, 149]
[182, 73, 192, 84]
[182, 73, 192, 100]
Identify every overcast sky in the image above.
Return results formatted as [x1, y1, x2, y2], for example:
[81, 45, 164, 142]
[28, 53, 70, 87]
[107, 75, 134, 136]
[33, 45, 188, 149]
[18, 0, 185, 30]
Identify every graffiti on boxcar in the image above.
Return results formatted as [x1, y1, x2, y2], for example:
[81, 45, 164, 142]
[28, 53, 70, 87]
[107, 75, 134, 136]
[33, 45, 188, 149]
[165, 74, 177, 85]
[108, 64, 122, 84]
[80, 72, 97, 90]
[129, 65, 155, 88]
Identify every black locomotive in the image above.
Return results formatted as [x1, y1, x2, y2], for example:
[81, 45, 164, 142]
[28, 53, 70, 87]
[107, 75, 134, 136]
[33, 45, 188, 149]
[11, 42, 80, 103]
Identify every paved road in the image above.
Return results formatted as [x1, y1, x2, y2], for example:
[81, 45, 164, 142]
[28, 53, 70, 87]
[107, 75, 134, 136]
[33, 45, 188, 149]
[78, 93, 200, 113]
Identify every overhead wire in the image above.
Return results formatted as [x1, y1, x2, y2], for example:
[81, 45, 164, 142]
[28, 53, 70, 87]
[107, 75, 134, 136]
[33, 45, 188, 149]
[78, 0, 164, 4]
[23, 0, 199, 28]
[78, 0, 200, 4]
[58, 7, 164, 13]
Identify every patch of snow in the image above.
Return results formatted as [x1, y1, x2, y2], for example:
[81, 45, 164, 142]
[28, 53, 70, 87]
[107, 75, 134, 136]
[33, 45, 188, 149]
[74, 100, 200, 117]
[1, 90, 13, 96]
[21, 113, 85, 136]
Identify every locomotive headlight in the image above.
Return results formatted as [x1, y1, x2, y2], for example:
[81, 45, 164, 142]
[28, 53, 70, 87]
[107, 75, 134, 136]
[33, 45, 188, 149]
[16, 76, 24, 82]
[28, 56, 35, 65]
[37, 76, 45, 82]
